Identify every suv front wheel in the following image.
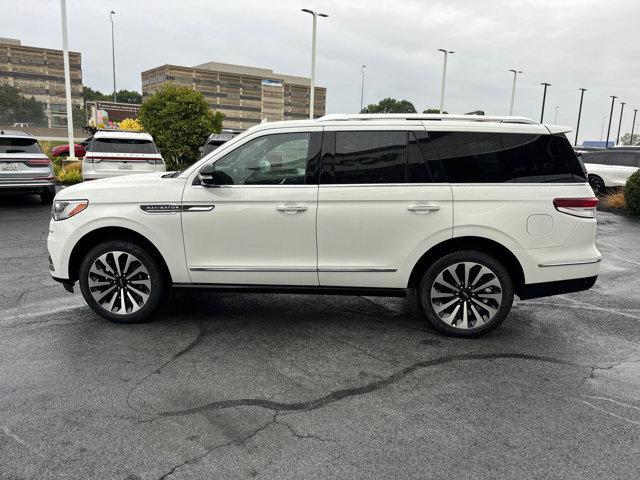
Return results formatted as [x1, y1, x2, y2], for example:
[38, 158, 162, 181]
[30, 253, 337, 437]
[417, 250, 514, 337]
[79, 240, 165, 323]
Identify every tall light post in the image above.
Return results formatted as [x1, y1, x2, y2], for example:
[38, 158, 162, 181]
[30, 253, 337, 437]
[301, 8, 328, 119]
[360, 65, 366, 112]
[631, 109, 638, 145]
[438, 49, 454, 114]
[59, 0, 76, 161]
[540, 82, 551, 122]
[575, 88, 587, 146]
[616, 101, 626, 145]
[508, 69, 522, 116]
[554, 105, 559, 124]
[600, 115, 606, 142]
[110, 10, 116, 102]
[605, 95, 617, 148]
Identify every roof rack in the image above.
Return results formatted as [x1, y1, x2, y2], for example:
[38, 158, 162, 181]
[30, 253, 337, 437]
[317, 113, 539, 125]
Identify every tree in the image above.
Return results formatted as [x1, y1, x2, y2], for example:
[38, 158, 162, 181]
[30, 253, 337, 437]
[83, 86, 142, 104]
[138, 84, 223, 170]
[0, 85, 47, 126]
[360, 97, 417, 114]
[619, 132, 640, 146]
[423, 108, 448, 114]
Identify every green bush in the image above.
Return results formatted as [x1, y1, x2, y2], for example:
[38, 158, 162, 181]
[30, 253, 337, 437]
[624, 170, 640, 216]
[57, 161, 83, 184]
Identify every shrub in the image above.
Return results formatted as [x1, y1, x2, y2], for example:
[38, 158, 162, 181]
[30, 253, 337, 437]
[119, 118, 143, 131]
[624, 170, 640, 216]
[57, 161, 82, 184]
[601, 189, 626, 210]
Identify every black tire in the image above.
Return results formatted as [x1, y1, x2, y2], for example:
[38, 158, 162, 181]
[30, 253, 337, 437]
[588, 174, 605, 195]
[79, 240, 165, 323]
[417, 250, 514, 338]
[40, 187, 55, 204]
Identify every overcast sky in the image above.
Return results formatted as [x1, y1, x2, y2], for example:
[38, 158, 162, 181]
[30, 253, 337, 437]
[6, 0, 640, 143]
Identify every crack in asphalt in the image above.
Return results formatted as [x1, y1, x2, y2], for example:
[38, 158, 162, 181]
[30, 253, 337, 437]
[156, 353, 603, 418]
[126, 323, 207, 414]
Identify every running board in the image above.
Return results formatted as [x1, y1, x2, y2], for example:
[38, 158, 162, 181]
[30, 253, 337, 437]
[172, 283, 408, 297]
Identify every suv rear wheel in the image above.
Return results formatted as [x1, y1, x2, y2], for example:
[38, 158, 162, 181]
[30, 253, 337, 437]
[79, 240, 165, 323]
[417, 250, 514, 337]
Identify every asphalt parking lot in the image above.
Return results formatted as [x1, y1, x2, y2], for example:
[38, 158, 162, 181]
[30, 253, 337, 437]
[1, 192, 639, 480]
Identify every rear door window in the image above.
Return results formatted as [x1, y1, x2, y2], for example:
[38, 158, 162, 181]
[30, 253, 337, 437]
[606, 152, 639, 167]
[90, 138, 157, 154]
[422, 131, 583, 183]
[322, 131, 406, 184]
[0, 137, 42, 154]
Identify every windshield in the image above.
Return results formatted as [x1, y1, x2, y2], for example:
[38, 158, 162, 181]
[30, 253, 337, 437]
[90, 138, 157, 154]
[0, 138, 42, 154]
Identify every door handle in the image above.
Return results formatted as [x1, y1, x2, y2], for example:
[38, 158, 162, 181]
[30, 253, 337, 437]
[407, 203, 440, 213]
[276, 204, 308, 213]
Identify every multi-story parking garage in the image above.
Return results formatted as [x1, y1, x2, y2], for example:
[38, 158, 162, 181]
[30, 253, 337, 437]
[141, 61, 326, 130]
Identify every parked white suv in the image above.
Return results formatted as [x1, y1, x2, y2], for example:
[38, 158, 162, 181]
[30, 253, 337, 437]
[82, 130, 165, 180]
[48, 114, 600, 337]
[582, 149, 639, 193]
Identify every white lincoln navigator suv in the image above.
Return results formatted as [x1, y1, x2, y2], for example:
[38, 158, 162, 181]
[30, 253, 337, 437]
[48, 114, 600, 337]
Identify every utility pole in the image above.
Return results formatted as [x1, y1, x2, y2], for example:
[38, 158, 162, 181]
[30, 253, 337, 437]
[605, 96, 617, 148]
[508, 69, 522, 116]
[575, 88, 586, 146]
[301, 9, 328, 119]
[59, 0, 76, 161]
[616, 101, 626, 145]
[438, 49, 454, 114]
[631, 109, 638, 145]
[540, 82, 551, 122]
[360, 65, 366, 112]
[110, 11, 116, 102]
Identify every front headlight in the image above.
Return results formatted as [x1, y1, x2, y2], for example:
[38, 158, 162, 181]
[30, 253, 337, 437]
[52, 199, 88, 221]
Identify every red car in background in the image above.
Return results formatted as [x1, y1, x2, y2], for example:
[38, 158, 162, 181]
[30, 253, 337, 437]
[51, 138, 90, 158]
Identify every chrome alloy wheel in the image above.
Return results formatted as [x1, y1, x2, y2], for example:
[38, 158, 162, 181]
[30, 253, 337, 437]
[430, 262, 503, 330]
[87, 251, 151, 315]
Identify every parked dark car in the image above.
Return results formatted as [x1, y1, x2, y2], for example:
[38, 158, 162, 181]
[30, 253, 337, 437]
[51, 138, 90, 158]
[199, 130, 241, 157]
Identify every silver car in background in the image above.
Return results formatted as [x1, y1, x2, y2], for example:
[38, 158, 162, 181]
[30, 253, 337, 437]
[0, 130, 55, 204]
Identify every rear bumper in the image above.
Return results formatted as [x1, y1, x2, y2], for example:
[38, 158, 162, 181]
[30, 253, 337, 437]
[0, 181, 55, 194]
[518, 275, 597, 300]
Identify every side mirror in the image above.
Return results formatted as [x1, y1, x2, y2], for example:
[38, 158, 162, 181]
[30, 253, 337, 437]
[198, 164, 233, 187]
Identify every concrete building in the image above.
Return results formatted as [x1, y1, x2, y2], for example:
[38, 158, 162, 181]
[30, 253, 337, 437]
[141, 61, 326, 130]
[0, 38, 83, 128]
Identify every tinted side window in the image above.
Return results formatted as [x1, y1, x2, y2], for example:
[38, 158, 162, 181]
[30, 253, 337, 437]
[327, 131, 406, 184]
[407, 130, 432, 182]
[423, 132, 579, 183]
[583, 152, 608, 165]
[607, 152, 639, 167]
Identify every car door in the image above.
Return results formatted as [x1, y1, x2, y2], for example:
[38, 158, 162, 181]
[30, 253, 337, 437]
[604, 152, 639, 186]
[182, 128, 322, 286]
[316, 124, 453, 289]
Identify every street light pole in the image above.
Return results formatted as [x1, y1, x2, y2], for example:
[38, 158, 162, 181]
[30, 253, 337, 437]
[540, 82, 551, 123]
[508, 69, 522, 116]
[631, 109, 638, 145]
[301, 9, 328, 119]
[59, 0, 76, 161]
[575, 88, 587, 146]
[360, 65, 366, 112]
[110, 10, 116, 102]
[616, 101, 626, 145]
[600, 115, 606, 142]
[438, 49, 454, 114]
[554, 105, 559, 124]
[605, 96, 617, 148]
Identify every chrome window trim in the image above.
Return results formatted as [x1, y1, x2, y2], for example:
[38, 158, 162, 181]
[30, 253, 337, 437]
[538, 258, 602, 268]
[189, 266, 397, 273]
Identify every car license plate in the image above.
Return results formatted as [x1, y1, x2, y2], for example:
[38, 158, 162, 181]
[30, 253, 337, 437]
[0, 163, 18, 172]
[118, 162, 133, 170]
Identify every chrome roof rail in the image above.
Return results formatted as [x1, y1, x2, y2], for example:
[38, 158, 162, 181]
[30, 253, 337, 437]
[317, 113, 539, 125]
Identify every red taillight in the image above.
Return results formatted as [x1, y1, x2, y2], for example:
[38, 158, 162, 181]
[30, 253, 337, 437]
[553, 197, 599, 218]
[25, 158, 51, 167]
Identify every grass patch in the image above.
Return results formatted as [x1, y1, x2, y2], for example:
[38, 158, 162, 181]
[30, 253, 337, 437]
[601, 188, 626, 210]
